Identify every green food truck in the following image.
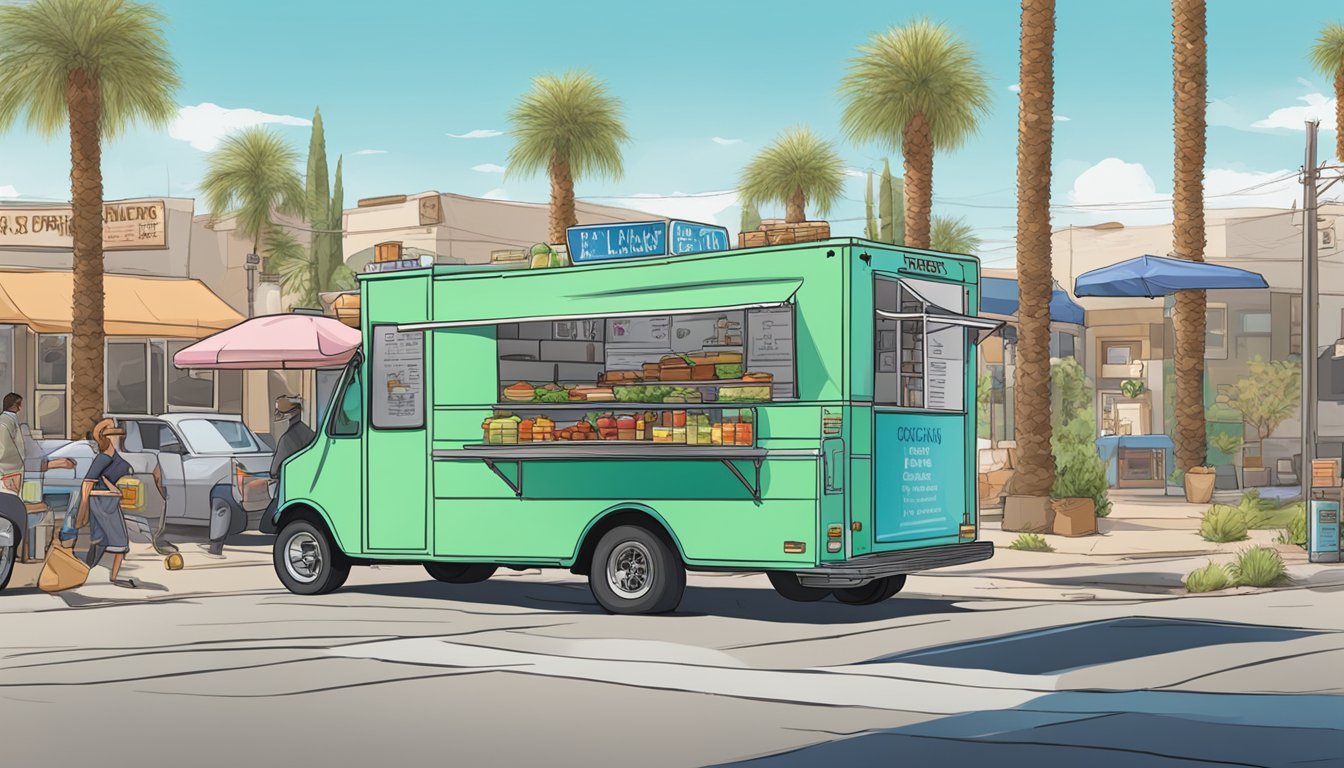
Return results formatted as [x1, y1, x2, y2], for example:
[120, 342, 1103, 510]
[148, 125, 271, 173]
[270, 229, 999, 614]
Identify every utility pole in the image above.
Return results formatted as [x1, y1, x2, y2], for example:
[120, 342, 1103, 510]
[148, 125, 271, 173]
[245, 252, 260, 318]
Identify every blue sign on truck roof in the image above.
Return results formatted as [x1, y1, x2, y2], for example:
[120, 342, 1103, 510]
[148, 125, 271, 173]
[566, 220, 729, 264]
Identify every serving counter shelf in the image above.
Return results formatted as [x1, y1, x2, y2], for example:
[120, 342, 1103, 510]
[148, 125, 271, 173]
[436, 443, 796, 501]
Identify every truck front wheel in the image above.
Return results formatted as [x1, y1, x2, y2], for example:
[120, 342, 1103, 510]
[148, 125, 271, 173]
[273, 520, 349, 595]
[589, 525, 685, 615]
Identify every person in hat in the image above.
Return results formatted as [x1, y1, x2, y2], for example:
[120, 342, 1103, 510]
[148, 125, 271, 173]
[258, 395, 315, 535]
[76, 419, 136, 587]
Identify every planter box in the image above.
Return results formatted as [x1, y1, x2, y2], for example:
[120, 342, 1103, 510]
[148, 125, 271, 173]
[1051, 497, 1097, 537]
[1003, 495, 1053, 533]
[1184, 468, 1216, 504]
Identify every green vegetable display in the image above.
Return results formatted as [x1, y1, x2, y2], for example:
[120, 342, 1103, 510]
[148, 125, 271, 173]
[715, 364, 743, 380]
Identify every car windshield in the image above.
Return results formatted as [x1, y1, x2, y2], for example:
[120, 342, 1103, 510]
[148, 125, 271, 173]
[176, 419, 263, 454]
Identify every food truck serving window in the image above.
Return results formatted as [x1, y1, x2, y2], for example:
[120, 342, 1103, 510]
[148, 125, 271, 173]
[874, 276, 993, 412]
[494, 306, 796, 406]
[370, 324, 425, 429]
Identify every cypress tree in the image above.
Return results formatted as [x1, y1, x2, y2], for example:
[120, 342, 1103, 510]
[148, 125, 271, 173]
[305, 107, 331, 292]
[740, 200, 761, 234]
[878, 159, 894, 244]
[864, 170, 877, 240]
[328, 156, 351, 289]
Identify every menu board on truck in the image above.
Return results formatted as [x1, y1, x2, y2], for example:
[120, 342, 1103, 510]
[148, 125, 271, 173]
[370, 324, 425, 429]
[873, 411, 966, 544]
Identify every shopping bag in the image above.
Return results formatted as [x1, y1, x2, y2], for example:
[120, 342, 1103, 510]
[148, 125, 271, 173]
[37, 542, 89, 593]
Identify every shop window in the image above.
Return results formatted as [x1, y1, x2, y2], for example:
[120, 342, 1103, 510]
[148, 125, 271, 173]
[330, 365, 363, 437]
[36, 391, 65, 438]
[1240, 311, 1271, 335]
[370, 324, 425, 429]
[107, 341, 149, 414]
[150, 341, 166, 414]
[166, 341, 214, 409]
[1289, 296, 1302, 356]
[873, 277, 985, 412]
[216, 370, 243, 415]
[37, 335, 67, 386]
[1205, 304, 1227, 359]
[1051, 331, 1077, 360]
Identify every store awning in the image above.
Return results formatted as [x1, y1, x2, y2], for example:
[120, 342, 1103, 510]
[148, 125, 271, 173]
[401, 276, 804, 330]
[1074, 254, 1268, 297]
[173, 313, 362, 370]
[981, 276, 1086, 325]
[0, 271, 242, 337]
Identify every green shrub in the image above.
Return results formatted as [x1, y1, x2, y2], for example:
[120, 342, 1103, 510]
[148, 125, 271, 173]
[1229, 546, 1287, 588]
[1007, 533, 1054, 552]
[1049, 360, 1111, 518]
[1233, 490, 1276, 528]
[1199, 504, 1249, 543]
[1169, 468, 1184, 486]
[1185, 561, 1234, 593]
[1276, 513, 1308, 547]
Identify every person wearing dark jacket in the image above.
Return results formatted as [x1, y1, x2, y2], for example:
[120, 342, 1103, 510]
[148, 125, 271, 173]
[258, 396, 315, 535]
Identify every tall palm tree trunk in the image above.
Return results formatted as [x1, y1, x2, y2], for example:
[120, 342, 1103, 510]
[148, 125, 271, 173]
[901, 113, 934, 249]
[66, 69, 105, 440]
[1172, 0, 1208, 473]
[1336, 68, 1344, 162]
[1012, 0, 1057, 497]
[785, 189, 806, 224]
[548, 155, 576, 244]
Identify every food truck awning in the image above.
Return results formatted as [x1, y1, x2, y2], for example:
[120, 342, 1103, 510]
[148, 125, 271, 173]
[172, 313, 362, 369]
[0, 270, 242, 337]
[400, 277, 804, 330]
[876, 309, 1004, 345]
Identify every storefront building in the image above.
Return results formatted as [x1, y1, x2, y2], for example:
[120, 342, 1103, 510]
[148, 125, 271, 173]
[0, 197, 247, 437]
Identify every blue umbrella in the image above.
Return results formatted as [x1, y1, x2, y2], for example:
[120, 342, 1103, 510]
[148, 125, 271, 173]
[982, 276, 1086, 324]
[1074, 254, 1269, 298]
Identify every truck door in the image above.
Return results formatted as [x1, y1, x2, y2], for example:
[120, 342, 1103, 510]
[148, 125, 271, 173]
[363, 326, 428, 552]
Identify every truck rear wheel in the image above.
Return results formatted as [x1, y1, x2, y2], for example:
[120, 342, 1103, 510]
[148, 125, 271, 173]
[834, 575, 906, 605]
[589, 525, 685, 615]
[273, 520, 349, 595]
[424, 562, 497, 584]
[767, 572, 832, 602]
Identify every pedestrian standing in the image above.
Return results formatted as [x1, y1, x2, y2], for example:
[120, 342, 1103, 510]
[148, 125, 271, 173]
[77, 419, 137, 588]
[258, 395, 315, 535]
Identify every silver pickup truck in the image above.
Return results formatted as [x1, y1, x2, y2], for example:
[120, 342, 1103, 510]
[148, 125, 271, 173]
[40, 413, 274, 535]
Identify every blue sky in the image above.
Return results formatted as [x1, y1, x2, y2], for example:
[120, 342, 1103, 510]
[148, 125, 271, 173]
[0, 0, 1337, 267]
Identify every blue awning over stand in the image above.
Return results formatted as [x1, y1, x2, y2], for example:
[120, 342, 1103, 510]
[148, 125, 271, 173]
[1074, 254, 1268, 298]
[981, 276, 1086, 325]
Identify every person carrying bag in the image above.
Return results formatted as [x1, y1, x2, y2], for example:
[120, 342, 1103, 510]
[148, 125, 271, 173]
[76, 419, 138, 589]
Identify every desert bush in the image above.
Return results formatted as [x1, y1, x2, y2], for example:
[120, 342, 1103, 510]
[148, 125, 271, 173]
[1185, 561, 1234, 593]
[1007, 533, 1053, 552]
[1229, 546, 1287, 588]
[1276, 514, 1308, 548]
[1199, 504, 1249, 543]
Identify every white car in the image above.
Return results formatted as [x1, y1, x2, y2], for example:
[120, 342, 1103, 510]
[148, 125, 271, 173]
[40, 414, 274, 536]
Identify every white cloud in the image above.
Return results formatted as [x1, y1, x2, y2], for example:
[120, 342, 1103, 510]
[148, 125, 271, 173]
[472, 163, 507, 174]
[352, 149, 387, 156]
[1008, 83, 1021, 93]
[1068, 157, 1300, 226]
[482, 188, 509, 200]
[447, 129, 503, 139]
[595, 191, 740, 226]
[1297, 77, 1315, 90]
[1055, 115, 1071, 122]
[1251, 92, 1337, 131]
[843, 168, 867, 178]
[711, 137, 743, 145]
[0, 184, 17, 198]
[168, 102, 310, 151]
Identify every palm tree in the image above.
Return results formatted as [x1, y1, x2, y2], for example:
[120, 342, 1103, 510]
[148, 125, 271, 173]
[200, 127, 306, 308]
[1172, 0, 1208, 477]
[929, 215, 982, 254]
[839, 20, 990, 249]
[1310, 22, 1344, 162]
[506, 71, 630, 244]
[1013, 0, 1058, 500]
[738, 128, 844, 224]
[0, 0, 178, 438]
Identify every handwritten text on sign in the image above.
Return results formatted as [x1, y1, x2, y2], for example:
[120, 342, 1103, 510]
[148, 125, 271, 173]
[567, 221, 667, 263]
[668, 221, 729, 255]
[0, 200, 167, 250]
[874, 412, 966, 544]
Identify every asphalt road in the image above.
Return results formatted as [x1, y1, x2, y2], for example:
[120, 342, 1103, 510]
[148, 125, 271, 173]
[3, 566, 1343, 768]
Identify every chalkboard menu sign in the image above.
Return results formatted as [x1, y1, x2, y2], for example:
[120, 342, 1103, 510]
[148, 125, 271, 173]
[370, 324, 425, 429]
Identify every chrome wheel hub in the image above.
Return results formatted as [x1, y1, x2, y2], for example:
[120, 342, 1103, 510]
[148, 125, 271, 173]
[606, 541, 653, 599]
[284, 531, 322, 584]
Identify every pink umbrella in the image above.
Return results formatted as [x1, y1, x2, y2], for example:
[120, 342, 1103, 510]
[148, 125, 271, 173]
[173, 313, 362, 370]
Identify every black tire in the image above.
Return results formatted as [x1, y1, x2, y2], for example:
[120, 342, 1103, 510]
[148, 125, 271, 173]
[273, 520, 350, 595]
[424, 562, 497, 584]
[767, 571, 832, 602]
[834, 575, 907, 605]
[0, 544, 14, 592]
[588, 525, 685, 615]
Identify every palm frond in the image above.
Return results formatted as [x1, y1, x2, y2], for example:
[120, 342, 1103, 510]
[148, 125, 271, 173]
[929, 215, 981, 254]
[738, 127, 845, 217]
[1310, 22, 1344, 74]
[0, 0, 178, 138]
[200, 126, 305, 247]
[264, 226, 316, 309]
[506, 70, 629, 182]
[839, 18, 991, 151]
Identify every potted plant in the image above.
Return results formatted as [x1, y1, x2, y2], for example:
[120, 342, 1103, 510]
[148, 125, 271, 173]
[1120, 378, 1147, 400]
[1208, 429, 1246, 487]
[1184, 466, 1217, 504]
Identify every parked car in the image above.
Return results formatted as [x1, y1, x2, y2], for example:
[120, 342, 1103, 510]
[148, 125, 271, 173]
[39, 414, 274, 536]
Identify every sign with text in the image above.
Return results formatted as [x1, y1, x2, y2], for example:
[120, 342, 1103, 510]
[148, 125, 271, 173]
[567, 221, 667, 263]
[0, 200, 167, 250]
[874, 411, 966, 544]
[668, 220, 729, 255]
